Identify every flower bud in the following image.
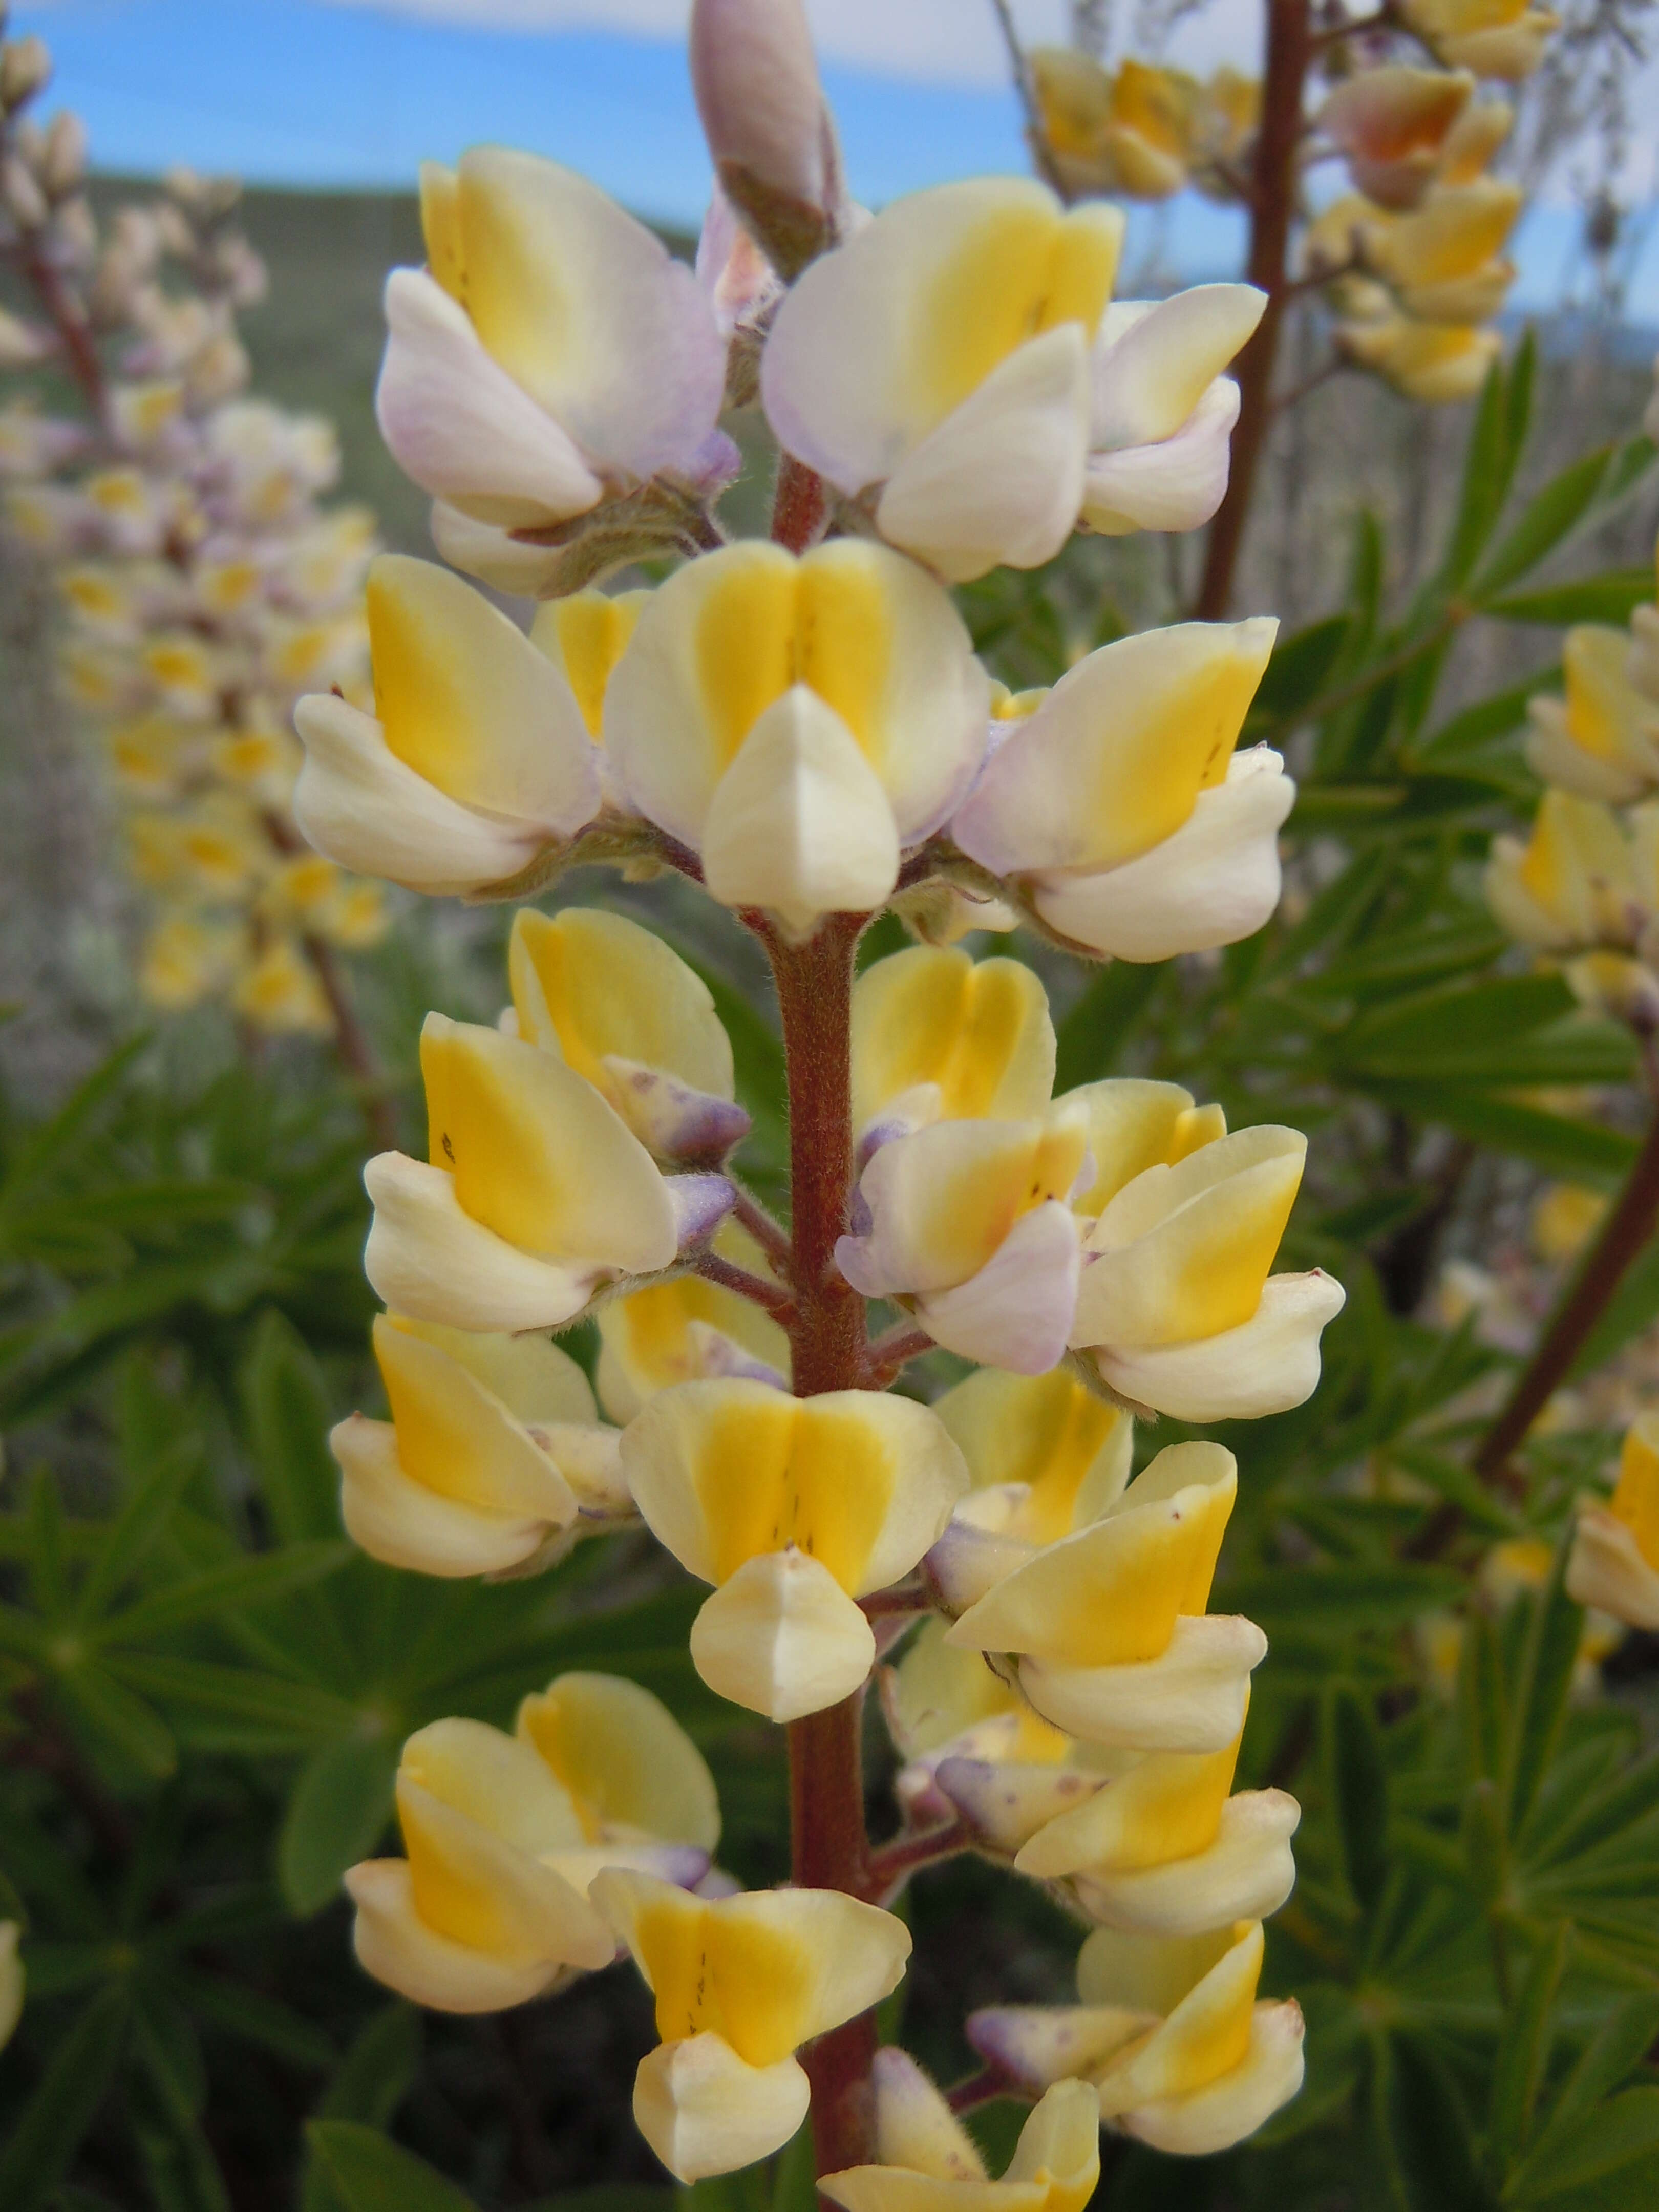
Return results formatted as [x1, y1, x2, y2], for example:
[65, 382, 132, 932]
[689, 0, 836, 278]
[40, 108, 85, 197]
[822, 2050, 1100, 2212]
[0, 33, 50, 113]
[2, 150, 48, 230]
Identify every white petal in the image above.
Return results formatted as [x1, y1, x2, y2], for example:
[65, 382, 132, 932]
[293, 694, 548, 896]
[1019, 1614, 1269, 1753]
[345, 1859, 583, 2013]
[1524, 698, 1651, 804]
[952, 625, 1278, 882]
[1083, 377, 1241, 536]
[1093, 1270, 1345, 1422]
[634, 2037, 811, 2184]
[429, 501, 568, 597]
[1071, 1791, 1301, 1935]
[689, 1551, 878, 1721]
[1118, 2000, 1305, 2155]
[452, 151, 727, 485]
[875, 326, 1092, 582]
[934, 1756, 1105, 1855]
[333, 1414, 569, 1577]
[363, 1153, 609, 1334]
[1035, 748, 1295, 961]
[1566, 1506, 1659, 1630]
[916, 1201, 1082, 1374]
[761, 176, 1057, 487]
[376, 269, 603, 528]
[702, 687, 901, 933]
[1091, 287, 1265, 450]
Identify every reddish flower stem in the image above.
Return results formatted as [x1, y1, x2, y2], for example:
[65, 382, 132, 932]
[730, 1181, 796, 1278]
[772, 452, 828, 555]
[766, 913, 881, 2180]
[862, 1819, 971, 1903]
[689, 1247, 797, 1318]
[1194, 0, 1313, 619]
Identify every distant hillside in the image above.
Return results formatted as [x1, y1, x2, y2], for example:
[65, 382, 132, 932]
[232, 184, 429, 550]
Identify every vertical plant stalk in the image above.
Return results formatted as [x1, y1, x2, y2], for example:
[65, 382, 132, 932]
[1194, 0, 1312, 620]
[1472, 1107, 1659, 1486]
[769, 913, 878, 2177]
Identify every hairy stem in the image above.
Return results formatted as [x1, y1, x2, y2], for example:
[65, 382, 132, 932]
[689, 1247, 797, 1318]
[863, 1818, 971, 1903]
[770, 914, 879, 2177]
[730, 1181, 796, 1277]
[301, 933, 399, 1156]
[1194, 0, 1312, 620]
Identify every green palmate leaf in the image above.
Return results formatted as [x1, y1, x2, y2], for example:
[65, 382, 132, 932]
[1385, 1444, 1519, 1537]
[1341, 973, 1573, 1060]
[95, 1539, 352, 1645]
[300, 2008, 423, 2212]
[1503, 2088, 1659, 2208]
[1488, 1922, 1571, 2177]
[1248, 613, 1351, 727]
[1413, 679, 1539, 761]
[0, 1983, 129, 2212]
[244, 1309, 345, 1543]
[1371, 2030, 1492, 2212]
[130, 1997, 232, 2212]
[278, 1735, 400, 1916]
[109, 1653, 365, 1744]
[1472, 447, 1617, 601]
[1523, 1992, 1659, 2168]
[1460, 1612, 1507, 1788]
[1503, 1537, 1581, 1839]
[173, 1969, 335, 2070]
[1437, 352, 1518, 596]
[306, 2122, 482, 2212]
[0, 1037, 146, 1235]
[1359, 1084, 1637, 1183]
[1324, 1686, 1391, 1912]
[73, 1441, 198, 1626]
[1223, 1564, 1461, 1631]
[57, 1658, 178, 1780]
[1485, 569, 1658, 626]
[1052, 960, 1163, 1089]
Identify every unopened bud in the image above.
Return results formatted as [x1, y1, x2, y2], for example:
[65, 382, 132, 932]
[689, 0, 837, 279]
[40, 109, 86, 198]
[2, 150, 47, 230]
[0, 33, 49, 112]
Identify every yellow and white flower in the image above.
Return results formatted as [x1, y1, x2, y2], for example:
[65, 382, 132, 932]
[332, 1314, 629, 1578]
[1401, 0, 1559, 80]
[952, 622, 1290, 961]
[507, 906, 748, 1159]
[1318, 66, 1475, 211]
[941, 1441, 1265, 1754]
[1485, 788, 1639, 953]
[593, 1868, 911, 2182]
[836, 1102, 1091, 1373]
[293, 555, 602, 896]
[1524, 625, 1659, 802]
[595, 1221, 792, 1423]
[969, 1921, 1304, 2154]
[823, 2049, 1099, 2212]
[346, 1683, 717, 2014]
[1069, 1126, 1345, 1420]
[1568, 1412, 1659, 1629]
[621, 1377, 967, 1720]
[363, 1013, 719, 1334]
[1336, 312, 1503, 402]
[605, 538, 988, 935]
[761, 178, 1263, 578]
[852, 944, 1056, 1143]
[376, 149, 730, 535]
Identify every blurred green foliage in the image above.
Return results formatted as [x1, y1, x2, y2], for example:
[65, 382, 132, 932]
[4, 338, 1659, 2210]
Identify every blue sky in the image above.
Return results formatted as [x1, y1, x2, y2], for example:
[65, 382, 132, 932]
[15, 0, 1659, 320]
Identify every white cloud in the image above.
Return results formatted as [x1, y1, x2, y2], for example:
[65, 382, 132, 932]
[314, 0, 1106, 87]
